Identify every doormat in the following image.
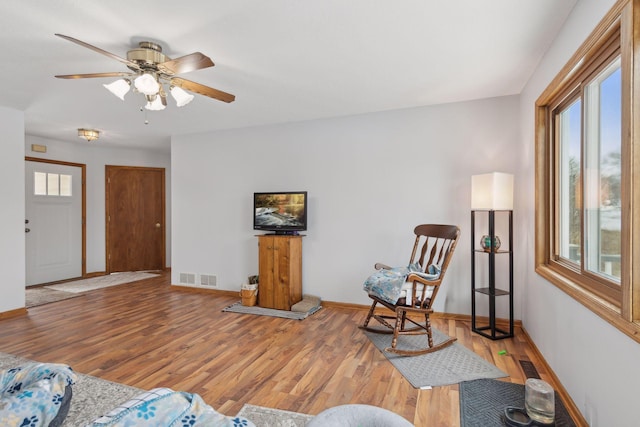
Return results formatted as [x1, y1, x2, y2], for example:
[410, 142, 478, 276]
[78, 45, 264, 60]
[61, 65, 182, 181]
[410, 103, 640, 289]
[459, 378, 576, 427]
[364, 328, 507, 388]
[222, 302, 322, 320]
[26, 287, 83, 308]
[236, 404, 313, 426]
[45, 271, 159, 293]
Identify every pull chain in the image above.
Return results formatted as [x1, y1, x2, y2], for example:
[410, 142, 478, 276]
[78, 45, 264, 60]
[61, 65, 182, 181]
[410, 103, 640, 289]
[140, 106, 150, 125]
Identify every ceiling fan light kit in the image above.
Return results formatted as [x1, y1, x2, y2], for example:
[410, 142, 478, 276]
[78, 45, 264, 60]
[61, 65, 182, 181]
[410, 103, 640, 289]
[55, 33, 235, 114]
[170, 86, 195, 107]
[133, 73, 160, 96]
[103, 79, 131, 100]
[145, 95, 166, 111]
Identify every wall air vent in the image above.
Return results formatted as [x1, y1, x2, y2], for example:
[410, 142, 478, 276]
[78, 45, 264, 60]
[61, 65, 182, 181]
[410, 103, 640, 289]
[179, 272, 196, 285]
[200, 274, 217, 287]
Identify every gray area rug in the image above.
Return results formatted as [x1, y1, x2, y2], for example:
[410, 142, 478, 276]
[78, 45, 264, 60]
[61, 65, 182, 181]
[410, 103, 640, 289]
[223, 302, 322, 320]
[364, 328, 507, 388]
[0, 352, 142, 426]
[45, 271, 159, 293]
[459, 379, 575, 427]
[1, 352, 315, 426]
[237, 404, 314, 427]
[26, 287, 83, 308]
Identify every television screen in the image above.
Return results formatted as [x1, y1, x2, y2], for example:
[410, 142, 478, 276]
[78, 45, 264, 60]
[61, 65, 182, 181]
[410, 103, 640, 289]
[254, 191, 307, 234]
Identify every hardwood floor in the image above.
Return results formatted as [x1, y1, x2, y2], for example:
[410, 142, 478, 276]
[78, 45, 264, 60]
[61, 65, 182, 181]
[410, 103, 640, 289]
[0, 272, 577, 426]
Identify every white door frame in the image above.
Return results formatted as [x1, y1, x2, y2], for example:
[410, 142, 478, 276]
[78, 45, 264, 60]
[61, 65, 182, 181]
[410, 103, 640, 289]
[25, 157, 86, 284]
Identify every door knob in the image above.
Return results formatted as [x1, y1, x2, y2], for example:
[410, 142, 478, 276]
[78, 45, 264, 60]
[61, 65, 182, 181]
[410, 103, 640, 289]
[155, 223, 161, 228]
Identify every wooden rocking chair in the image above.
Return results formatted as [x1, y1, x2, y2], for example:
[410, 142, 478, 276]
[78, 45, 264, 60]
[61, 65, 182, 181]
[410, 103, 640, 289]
[360, 224, 460, 356]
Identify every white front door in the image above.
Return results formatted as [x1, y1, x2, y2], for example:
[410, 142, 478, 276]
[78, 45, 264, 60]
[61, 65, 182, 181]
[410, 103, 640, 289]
[25, 160, 83, 285]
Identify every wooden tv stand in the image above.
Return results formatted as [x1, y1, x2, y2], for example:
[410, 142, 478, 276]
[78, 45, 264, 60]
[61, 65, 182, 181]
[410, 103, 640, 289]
[257, 234, 303, 310]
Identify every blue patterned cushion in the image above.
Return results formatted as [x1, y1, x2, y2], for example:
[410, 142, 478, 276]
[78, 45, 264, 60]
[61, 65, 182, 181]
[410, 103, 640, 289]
[0, 363, 77, 427]
[89, 388, 255, 427]
[363, 264, 441, 304]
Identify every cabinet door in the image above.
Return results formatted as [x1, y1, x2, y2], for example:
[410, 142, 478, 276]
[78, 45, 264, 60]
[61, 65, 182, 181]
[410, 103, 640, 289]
[258, 235, 302, 310]
[272, 237, 291, 310]
[258, 236, 275, 308]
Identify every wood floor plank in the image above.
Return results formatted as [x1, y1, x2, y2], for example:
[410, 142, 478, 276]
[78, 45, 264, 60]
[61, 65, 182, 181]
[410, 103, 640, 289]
[0, 272, 580, 426]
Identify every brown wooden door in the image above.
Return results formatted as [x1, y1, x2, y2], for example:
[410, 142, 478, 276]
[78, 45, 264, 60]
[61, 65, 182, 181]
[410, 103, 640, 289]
[106, 166, 165, 273]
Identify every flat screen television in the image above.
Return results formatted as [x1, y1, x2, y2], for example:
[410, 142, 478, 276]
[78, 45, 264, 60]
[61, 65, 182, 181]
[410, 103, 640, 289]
[254, 191, 307, 234]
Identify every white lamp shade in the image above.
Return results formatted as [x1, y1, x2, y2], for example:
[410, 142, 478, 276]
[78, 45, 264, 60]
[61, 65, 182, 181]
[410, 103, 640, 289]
[103, 79, 130, 100]
[170, 86, 195, 107]
[145, 95, 166, 111]
[134, 73, 160, 96]
[471, 172, 514, 210]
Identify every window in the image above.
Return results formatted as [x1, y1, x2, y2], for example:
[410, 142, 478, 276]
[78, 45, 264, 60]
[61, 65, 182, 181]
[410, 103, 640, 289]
[535, 0, 640, 342]
[552, 55, 622, 302]
[34, 172, 72, 196]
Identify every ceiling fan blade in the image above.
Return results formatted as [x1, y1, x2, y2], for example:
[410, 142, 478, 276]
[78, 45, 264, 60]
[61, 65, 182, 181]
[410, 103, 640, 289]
[55, 33, 141, 71]
[158, 52, 214, 75]
[171, 77, 235, 103]
[55, 72, 134, 79]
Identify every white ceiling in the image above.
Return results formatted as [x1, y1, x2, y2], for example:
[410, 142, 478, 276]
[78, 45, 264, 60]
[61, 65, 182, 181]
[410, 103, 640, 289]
[0, 0, 577, 152]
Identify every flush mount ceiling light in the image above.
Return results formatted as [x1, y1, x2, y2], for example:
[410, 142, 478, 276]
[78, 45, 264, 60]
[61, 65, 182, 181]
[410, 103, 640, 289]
[78, 128, 100, 142]
[55, 34, 235, 112]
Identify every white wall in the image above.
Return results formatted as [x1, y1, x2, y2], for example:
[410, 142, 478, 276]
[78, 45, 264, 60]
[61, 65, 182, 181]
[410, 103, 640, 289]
[519, 0, 640, 426]
[172, 95, 520, 316]
[0, 105, 26, 312]
[25, 136, 172, 273]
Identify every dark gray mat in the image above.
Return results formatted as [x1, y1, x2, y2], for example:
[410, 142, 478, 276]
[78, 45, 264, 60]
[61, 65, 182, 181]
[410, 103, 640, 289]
[459, 379, 576, 427]
[364, 328, 507, 388]
[222, 302, 322, 320]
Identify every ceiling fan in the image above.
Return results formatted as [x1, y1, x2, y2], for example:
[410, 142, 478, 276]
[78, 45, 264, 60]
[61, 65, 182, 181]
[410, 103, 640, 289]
[54, 33, 235, 111]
